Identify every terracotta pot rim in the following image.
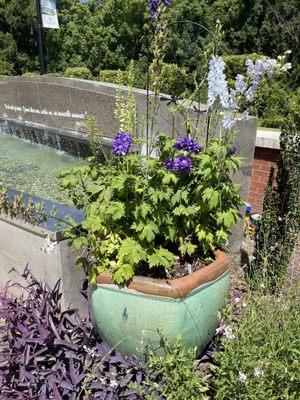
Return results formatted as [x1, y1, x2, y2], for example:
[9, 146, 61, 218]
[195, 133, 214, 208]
[96, 250, 229, 299]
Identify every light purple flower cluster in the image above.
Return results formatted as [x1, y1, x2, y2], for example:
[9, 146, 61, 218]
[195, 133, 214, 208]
[113, 132, 132, 157]
[207, 55, 229, 109]
[245, 58, 277, 101]
[173, 137, 201, 154]
[163, 156, 192, 173]
[149, 0, 171, 20]
[227, 146, 238, 157]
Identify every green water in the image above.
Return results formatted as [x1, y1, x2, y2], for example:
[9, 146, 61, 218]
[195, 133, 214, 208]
[0, 132, 85, 204]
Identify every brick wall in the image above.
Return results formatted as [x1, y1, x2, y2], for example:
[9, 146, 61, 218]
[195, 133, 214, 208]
[248, 147, 280, 213]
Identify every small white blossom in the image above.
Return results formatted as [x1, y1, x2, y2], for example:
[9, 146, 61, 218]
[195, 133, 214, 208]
[284, 50, 292, 55]
[254, 367, 264, 378]
[242, 302, 247, 308]
[238, 372, 247, 383]
[216, 324, 235, 341]
[41, 235, 57, 255]
[109, 379, 118, 388]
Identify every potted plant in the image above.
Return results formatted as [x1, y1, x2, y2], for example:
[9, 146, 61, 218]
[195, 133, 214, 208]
[58, 0, 289, 357]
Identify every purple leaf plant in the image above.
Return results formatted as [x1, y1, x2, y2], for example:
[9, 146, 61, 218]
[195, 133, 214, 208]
[0, 267, 162, 399]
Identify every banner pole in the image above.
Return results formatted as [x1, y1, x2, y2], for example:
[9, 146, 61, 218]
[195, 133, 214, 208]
[36, 0, 46, 75]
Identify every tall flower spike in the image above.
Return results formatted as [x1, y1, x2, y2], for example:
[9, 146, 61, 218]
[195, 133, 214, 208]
[207, 55, 229, 109]
[149, 0, 171, 21]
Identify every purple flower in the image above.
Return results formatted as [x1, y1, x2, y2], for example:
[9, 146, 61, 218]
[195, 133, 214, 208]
[113, 132, 132, 157]
[163, 156, 192, 173]
[149, 0, 171, 20]
[174, 137, 201, 154]
[227, 146, 238, 157]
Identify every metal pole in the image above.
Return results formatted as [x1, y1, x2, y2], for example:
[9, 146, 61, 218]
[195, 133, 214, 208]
[36, 0, 46, 75]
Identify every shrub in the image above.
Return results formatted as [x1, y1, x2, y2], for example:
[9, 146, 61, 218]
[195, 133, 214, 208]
[0, 267, 150, 399]
[142, 332, 209, 399]
[99, 69, 129, 85]
[99, 62, 187, 95]
[0, 59, 14, 76]
[213, 285, 300, 399]
[64, 66, 92, 80]
[248, 114, 300, 290]
[22, 71, 39, 77]
[155, 62, 187, 96]
[223, 53, 261, 81]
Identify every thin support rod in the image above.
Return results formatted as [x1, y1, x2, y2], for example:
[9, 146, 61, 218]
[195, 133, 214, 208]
[36, 0, 46, 75]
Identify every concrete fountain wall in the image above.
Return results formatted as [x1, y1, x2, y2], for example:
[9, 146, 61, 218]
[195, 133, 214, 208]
[0, 76, 258, 314]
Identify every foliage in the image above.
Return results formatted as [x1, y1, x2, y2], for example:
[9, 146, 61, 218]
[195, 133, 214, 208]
[248, 114, 300, 290]
[64, 66, 92, 80]
[59, 135, 243, 284]
[213, 0, 300, 85]
[99, 69, 129, 85]
[213, 284, 300, 399]
[0, 267, 153, 399]
[0, 188, 50, 226]
[0, 59, 13, 75]
[142, 331, 209, 399]
[223, 54, 261, 81]
[156, 62, 187, 96]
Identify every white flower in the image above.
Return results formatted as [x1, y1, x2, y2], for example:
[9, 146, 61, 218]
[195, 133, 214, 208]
[109, 379, 118, 388]
[238, 372, 247, 383]
[216, 324, 235, 341]
[224, 326, 235, 341]
[41, 235, 57, 255]
[207, 55, 229, 109]
[254, 367, 264, 378]
[242, 302, 247, 308]
[284, 50, 292, 55]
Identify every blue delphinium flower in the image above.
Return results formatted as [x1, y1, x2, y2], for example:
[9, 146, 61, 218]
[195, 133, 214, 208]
[245, 58, 277, 102]
[163, 156, 192, 173]
[113, 132, 132, 156]
[207, 55, 229, 109]
[227, 146, 238, 157]
[222, 115, 235, 130]
[149, 0, 171, 20]
[235, 74, 248, 94]
[174, 137, 201, 154]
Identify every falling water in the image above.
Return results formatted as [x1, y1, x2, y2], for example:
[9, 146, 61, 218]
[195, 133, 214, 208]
[0, 121, 88, 204]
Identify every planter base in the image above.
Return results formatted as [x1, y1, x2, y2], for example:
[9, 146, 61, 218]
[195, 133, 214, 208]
[91, 266, 230, 358]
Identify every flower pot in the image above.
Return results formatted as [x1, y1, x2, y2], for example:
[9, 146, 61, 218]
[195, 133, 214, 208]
[90, 250, 230, 357]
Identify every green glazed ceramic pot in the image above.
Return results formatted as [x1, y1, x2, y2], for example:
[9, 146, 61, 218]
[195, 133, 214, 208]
[90, 250, 230, 357]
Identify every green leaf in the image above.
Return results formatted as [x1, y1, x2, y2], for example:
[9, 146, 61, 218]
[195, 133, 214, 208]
[148, 248, 175, 268]
[118, 238, 147, 264]
[106, 201, 125, 220]
[140, 221, 159, 242]
[72, 236, 88, 251]
[179, 241, 197, 256]
[134, 203, 152, 219]
[113, 263, 135, 284]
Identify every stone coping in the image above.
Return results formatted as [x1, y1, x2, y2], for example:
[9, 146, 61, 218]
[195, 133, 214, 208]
[4, 188, 84, 239]
[256, 128, 280, 150]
